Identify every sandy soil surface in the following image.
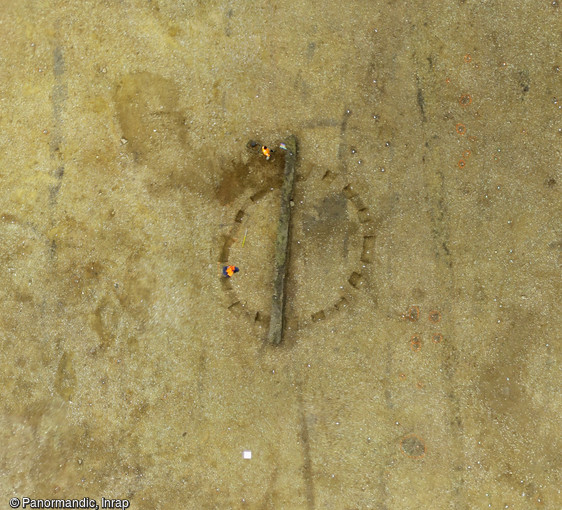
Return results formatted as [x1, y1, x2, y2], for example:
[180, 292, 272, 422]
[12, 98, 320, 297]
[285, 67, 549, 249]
[0, 0, 560, 508]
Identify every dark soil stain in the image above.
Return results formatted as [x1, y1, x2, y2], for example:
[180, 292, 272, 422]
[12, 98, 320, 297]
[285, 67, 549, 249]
[415, 73, 426, 122]
[215, 156, 283, 205]
[517, 69, 530, 99]
[302, 193, 348, 235]
[302, 192, 359, 263]
[114, 72, 188, 163]
[400, 434, 426, 458]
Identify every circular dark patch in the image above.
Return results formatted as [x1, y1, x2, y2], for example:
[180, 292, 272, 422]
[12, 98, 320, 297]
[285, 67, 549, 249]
[459, 94, 472, 106]
[432, 333, 443, 344]
[429, 310, 442, 323]
[410, 334, 422, 352]
[400, 434, 426, 459]
[407, 306, 420, 322]
[219, 171, 377, 336]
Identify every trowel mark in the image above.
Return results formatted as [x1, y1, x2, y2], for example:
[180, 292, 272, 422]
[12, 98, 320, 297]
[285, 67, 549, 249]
[336, 108, 352, 175]
[296, 388, 315, 510]
[419, 69, 465, 510]
[415, 73, 427, 123]
[52, 46, 66, 109]
[50, 45, 67, 207]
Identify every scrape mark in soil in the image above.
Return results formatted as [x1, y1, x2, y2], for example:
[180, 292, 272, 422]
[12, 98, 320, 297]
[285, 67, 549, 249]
[297, 389, 315, 509]
[50, 45, 66, 208]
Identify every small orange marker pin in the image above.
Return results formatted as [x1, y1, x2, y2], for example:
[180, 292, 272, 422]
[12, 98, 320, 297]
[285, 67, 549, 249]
[261, 146, 271, 160]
